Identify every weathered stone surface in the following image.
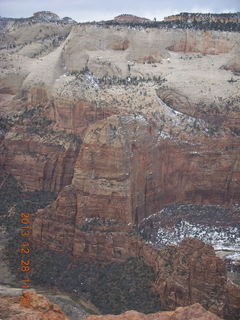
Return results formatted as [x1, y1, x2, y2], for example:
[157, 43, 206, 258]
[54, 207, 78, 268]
[33, 208, 240, 319]
[0, 109, 81, 192]
[140, 239, 227, 317]
[48, 98, 114, 137]
[167, 30, 235, 55]
[33, 11, 60, 21]
[114, 14, 150, 23]
[33, 113, 240, 228]
[1, 133, 80, 192]
[86, 303, 223, 320]
[0, 290, 69, 320]
[29, 110, 240, 318]
[1, 16, 240, 320]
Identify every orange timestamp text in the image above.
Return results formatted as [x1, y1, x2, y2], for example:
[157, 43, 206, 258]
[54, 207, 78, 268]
[19, 212, 32, 289]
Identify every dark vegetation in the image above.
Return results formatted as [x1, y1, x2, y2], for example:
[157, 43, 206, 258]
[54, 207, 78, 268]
[85, 19, 240, 32]
[0, 116, 14, 134]
[1, 171, 56, 290]
[5, 238, 161, 314]
[69, 69, 167, 87]
[0, 105, 160, 315]
[4, 209, 160, 314]
[0, 172, 56, 232]
[14, 106, 82, 145]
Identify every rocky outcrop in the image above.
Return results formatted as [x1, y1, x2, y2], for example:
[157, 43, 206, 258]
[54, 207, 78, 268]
[166, 29, 237, 55]
[0, 108, 81, 192]
[32, 113, 240, 318]
[60, 26, 240, 74]
[48, 98, 114, 137]
[164, 12, 240, 24]
[0, 290, 68, 320]
[33, 11, 60, 21]
[1, 15, 240, 320]
[33, 113, 240, 230]
[86, 303, 223, 320]
[33, 219, 240, 318]
[140, 238, 228, 317]
[2, 133, 79, 192]
[114, 14, 150, 23]
[33, 205, 240, 319]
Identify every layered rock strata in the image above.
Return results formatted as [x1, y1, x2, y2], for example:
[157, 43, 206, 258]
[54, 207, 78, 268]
[33, 114, 240, 231]
[1, 16, 240, 320]
[33, 217, 240, 319]
[0, 108, 81, 192]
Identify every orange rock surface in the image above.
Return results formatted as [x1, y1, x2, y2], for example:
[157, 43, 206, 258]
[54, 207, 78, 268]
[0, 290, 68, 320]
[86, 304, 222, 320]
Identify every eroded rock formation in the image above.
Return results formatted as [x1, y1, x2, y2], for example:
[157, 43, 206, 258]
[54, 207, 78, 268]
[1, 14, 240, 320]
[86, 304, 223, 320]
[0, 290, 68, 320]
[114, 14, 150, 23]
[0, 107, 81, 192]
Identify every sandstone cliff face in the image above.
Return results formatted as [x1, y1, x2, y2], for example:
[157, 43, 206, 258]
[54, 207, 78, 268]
[31, 112, 240, 318]
[0, 107, 81, 192]
[2, 132, 79, 192]
[166, 30, 237, 55]
[114, 14, 150, 23]
[138, 204, 240, 271]
[33, 212, 240, 319]
[1, 18, 240, 320]
[61, 26, 239, 74]
[140, 239, 227, 316]
[33, 113, 240, 228]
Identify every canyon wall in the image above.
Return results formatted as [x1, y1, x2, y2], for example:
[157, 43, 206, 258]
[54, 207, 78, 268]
[33, 212, 240, 319]
[1, 19, 240, 319]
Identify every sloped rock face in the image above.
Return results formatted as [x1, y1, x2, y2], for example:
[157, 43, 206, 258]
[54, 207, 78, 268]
[86, 303, 223, 320]
[226, 282, 240, 319]
[0, 290, 68, 320]
[32, 114, 157, 257]
[33, 11, 60, 21]
[33, 219, 240, 318]
[48, 98, 115, 137]
[0, 107, 81, 192]
[114, 14, 150, 23]
[72, 114, 157, 224]
[166, 29, 236, 55]
[140, 239, 227, 317]
[32, 113, 240, 318]
[33, 209, 240, 318]
[1, 18, 240, 320]
[33, 113, 240, 249]
[2, 133, 80, 192]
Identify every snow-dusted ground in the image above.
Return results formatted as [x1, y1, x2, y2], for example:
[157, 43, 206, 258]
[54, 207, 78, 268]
[142, 219, 240, 251]
[139, 204, 240, 266]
